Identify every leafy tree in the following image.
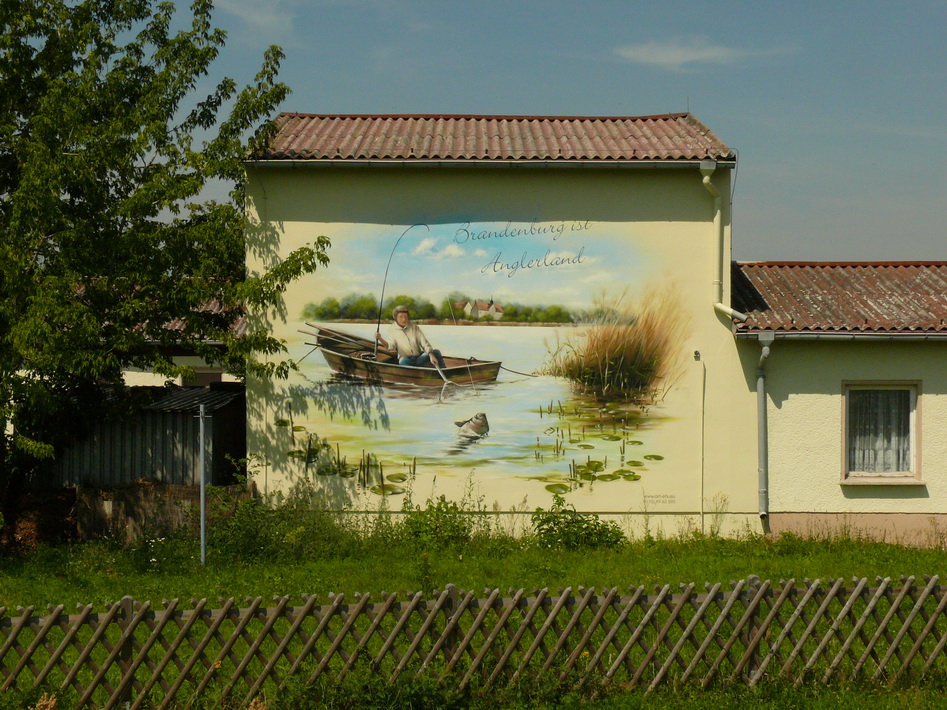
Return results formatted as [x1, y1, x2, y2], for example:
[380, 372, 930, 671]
[438, 291, 470, 321]
[303, 297, 341, 321]
[339, 293, 378, 320]
[538, 305, 572, 323]
[383, 294, 435, 320]
[0, 0, 328, 494]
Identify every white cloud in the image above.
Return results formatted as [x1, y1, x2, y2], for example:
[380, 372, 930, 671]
[217, 0, 301, 45]
[437, 244, 466, 259]
[413, 237, 437, 255]
[615, 38, 762, 72]
[473, 249, 489, 258]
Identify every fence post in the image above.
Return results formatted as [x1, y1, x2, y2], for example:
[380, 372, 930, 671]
[119, 595, 135, 703]
[444, 584, 458, 662]
[744, 575, 761, 682]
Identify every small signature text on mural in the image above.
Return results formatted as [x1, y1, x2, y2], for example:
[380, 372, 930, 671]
[643, 494, 677, 506]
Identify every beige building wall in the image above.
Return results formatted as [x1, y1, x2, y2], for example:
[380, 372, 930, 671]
[754, 339, 947, 541]
[245, 164, 761, 533]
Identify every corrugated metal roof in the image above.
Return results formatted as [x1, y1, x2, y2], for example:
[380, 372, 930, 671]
[254, 113, 735, 163]
[144, 385, 244, 413]
[732, 262, 947, 334]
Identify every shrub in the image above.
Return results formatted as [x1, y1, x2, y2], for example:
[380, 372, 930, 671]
[403, 496, 473, 549]
[531, 495, 625, 550]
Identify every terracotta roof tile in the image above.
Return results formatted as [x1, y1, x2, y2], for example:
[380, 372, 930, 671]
[254, 113, 735, 163]
[732, 262, 947, 334]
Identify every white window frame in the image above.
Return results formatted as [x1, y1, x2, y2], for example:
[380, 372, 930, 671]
[841, 382, 922, 485]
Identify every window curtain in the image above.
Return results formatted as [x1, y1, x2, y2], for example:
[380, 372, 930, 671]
[848, 389, 911, 473]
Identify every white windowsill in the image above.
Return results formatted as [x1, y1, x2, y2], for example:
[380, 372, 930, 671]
[841, 477, 925, 486]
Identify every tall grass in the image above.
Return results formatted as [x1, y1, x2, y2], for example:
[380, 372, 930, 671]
[543, 286, 687, 398]
[4, 481, 947, 610]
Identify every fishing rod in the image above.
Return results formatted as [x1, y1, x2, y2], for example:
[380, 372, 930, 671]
[373, 224, 430, 359]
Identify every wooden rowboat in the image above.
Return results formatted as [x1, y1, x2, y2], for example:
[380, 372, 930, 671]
[300, 324, 501, 387]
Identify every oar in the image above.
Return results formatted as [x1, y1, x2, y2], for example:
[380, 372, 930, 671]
[302, 323, 375, 347]
[299, 325, 396, 355]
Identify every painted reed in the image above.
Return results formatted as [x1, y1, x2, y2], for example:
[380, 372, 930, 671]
[544, 287, 686, 398]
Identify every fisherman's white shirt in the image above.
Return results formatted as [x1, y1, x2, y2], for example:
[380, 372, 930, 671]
[387, 322, 433, 357]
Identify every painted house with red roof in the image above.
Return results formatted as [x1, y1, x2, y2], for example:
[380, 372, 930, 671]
[454, 299, 504, 321]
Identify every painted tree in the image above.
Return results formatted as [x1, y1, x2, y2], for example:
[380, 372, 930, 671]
[0, 0, 328, 494]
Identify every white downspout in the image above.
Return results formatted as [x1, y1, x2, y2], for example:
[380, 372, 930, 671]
[756, 332, 774, 530]
[700, 160, 748, 323]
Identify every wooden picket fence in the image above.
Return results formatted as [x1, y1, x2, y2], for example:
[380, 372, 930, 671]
[3, 575, 947, 708]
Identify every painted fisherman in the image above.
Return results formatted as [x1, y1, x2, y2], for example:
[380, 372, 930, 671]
[375, 305, 447, 369]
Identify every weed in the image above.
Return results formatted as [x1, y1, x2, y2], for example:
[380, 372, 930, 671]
[531, 494, 625, 550]
[403, 495, 473, 549]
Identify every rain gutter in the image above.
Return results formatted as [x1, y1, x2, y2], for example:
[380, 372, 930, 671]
[734, 332, 947, 341]
[245, 159, 737, 170]
[699, 160, 748, 323]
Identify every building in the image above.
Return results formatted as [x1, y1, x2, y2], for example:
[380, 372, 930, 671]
[454, 300, 504, 321]
[732, 262, 947, 543]
[244, 113, 946, 540]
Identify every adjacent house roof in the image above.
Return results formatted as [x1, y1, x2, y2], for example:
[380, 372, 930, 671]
[252, 113, 735, 164]
[732, 262, 947, 336]
[144, 383, 245, 413]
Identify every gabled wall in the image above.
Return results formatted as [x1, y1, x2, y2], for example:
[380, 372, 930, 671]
[245, 164, 760, 534]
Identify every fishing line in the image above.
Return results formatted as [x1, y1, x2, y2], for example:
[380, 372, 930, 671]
[374, 223, 430, 358]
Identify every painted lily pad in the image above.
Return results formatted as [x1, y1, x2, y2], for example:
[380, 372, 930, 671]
[600, 434, 622, 441]
[597, 473, 620, 481]
[579, 472, 597, 481]
[338, 467, 358, 478]
[587, 461, 605, 472]
[644, 454, 664, 461]
[577, 444, 595, 450]
[369, 484, 406, 495]
[274, 419, 291, 427]
[545, 483, 571, 494]
[622, 473, 642, 481]
[626, 440, 643, 446]
[387, 473, 409, 483]
[569, 438, 582, 444]
[612, 469, 632, 475]
[286, 449, 306, 459]
[292, 425, 307, 432]
[627, 460, 644, 467]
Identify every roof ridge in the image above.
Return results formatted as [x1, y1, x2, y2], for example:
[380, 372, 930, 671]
[277, 112, 694, 122]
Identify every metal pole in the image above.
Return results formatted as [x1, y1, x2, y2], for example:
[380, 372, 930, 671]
[199, 403, 207, 565]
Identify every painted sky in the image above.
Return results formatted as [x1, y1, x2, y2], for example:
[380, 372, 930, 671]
[211, 0, 946, 262]
[307, 220, 657, 312]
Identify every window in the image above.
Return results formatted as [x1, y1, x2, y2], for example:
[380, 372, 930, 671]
[843, 384, 919, 483]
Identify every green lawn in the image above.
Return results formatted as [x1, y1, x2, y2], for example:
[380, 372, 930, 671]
[1, 492, 945, 608]
[3, 492, 947, 709]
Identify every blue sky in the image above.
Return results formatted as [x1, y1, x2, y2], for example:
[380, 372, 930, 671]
[214, 0, 946, 262]
[305, 220, 657, 310]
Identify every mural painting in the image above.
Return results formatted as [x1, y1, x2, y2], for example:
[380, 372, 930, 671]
[253, 219, 703, 513]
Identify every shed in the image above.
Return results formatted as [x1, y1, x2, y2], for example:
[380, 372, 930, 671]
[45, 383, 246, 487]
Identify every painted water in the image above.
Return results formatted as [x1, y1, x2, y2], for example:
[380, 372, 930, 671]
[279, 323, 677, 506]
